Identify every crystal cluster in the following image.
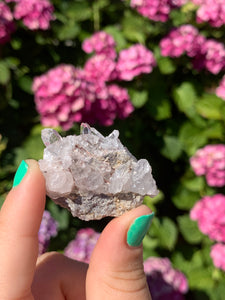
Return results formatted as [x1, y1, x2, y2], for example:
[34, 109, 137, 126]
[39, 124, 158, 221]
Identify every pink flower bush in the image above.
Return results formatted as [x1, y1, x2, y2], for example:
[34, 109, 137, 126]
[192, 0, 225, 28]
[160, 25, 205, 58]
[193, 39, 225, 74]
[144, 257, 188, 300]
[190, 144, 225, 187]
[13, 0, 54, 30]
[82, 31, 117, 59]
[84, 54, 117, 83]
[216, 75, 225, 101]
[130, 0, 187, 22]
[64, 228, 100, 263]
[160, 25, 225, 74]
[0, 2, 15, 44]
[32, 64, 134, 129]
[116, 44, 156, 81]
[38, 210, 58, 255]
[210, 243, 225, 271]
[190, 194, 225, 242]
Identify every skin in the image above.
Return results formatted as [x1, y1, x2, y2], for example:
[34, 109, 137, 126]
[0, 159, 152, 300]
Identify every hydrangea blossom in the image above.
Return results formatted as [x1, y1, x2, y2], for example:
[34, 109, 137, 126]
[64, 228, 100, 263]
[160, 25, 225, 74]
[210, 243, 225, 271]
[33, 64, 134, 129]
[160, 25, 205, 58]
[82, 31, 117, 59]
[144, 257, 188, 300]
[190, 194, 225, 242]
[192, 0, 225, 28]
[84, 54, 117, 83]
[116, 44, 156, 81]
[0, 2, 15, 44]
[13, 0, 54, 30]
[190, 144, 225, 187]
[216, 75, 225, 101]
[192, 39, 225, 74]
[130, 0, 187, 22]
[38, 210, 58, 255]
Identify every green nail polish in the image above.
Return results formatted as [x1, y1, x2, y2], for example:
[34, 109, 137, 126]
[127, 212, 154, 247]
[13, 160, 28, 187]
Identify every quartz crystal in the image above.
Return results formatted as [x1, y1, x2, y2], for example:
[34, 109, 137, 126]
[39, 124, 158, 220]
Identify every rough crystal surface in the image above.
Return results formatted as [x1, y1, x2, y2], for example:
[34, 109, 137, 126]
[39, 124, 158, 220]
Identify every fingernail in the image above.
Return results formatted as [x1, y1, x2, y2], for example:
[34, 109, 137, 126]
[13, 160, 28, 187]
[127, 212, 154, 247]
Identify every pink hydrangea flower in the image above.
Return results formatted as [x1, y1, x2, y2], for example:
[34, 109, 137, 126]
[190, 144, 225, 187]
[130, 0, 187, 22]
[144, 257, 188, 300]
[192, 0, 225, 27]
[216, 75, 225, 101]
[82, 31, 117, 59]
[13, 0, 54, 30]
[190, 194, 225, 242]
[84, 54, 117, 83]
[33, 64, 133, 130]
[64, 228, 100, 263]
[160, 25, 205, 58]
[210, 243, 225, 271]
[0, 2, 15, 44]
[192, 39, 225, 74]
[116, 44, 156, 81]
[38, 210, 58, 255]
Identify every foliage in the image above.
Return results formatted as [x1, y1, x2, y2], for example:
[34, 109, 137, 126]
[0, 0, 225, 299]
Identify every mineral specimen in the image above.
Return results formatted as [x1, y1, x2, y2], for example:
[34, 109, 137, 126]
[39, 123, 158, 221]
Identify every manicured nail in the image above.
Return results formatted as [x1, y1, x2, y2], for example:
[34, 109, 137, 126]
[127, 212, 154, 247]
[13, 160, 28, 187]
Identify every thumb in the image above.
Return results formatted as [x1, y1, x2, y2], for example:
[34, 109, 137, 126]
[86, 205, 153, 300]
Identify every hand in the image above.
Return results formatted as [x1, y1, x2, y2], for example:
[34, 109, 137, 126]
[0, 159, 153, 300]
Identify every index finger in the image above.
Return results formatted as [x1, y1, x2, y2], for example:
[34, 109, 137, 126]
[0, 160, 46, 299]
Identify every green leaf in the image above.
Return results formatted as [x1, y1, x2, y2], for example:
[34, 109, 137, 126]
[188, 268, 214, 290]
[195, 93, 225, 120]
[47, 200, 69, 230]
[173, 81, 197, 118]
[178, 122, 208, 156]
[178, 214, 204, 244]
[130, 90, 148, 108]
[182, 176, 205, 192]
[172, 186, 199, 210]
[0, 61, 10, 85]
[151, 217, 178, 250]
[161, 135, 183, 161]
[65, 2, 92, 21]
[15, 124, 45, 163]
[158, 56, 176, 74]
[18, 76, 33, 94]
[57, 22, 80, 41]
[122, 11, 150, 43]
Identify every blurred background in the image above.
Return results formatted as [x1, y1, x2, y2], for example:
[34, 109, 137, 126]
[0, 0, 225, 299]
